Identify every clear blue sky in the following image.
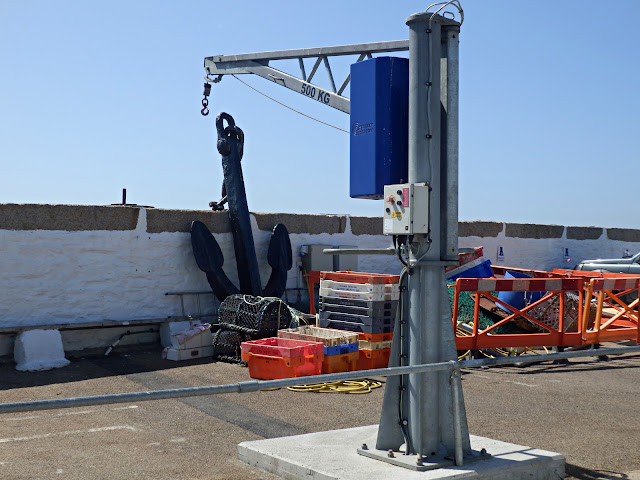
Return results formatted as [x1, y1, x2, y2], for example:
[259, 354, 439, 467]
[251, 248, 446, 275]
[1, 1, 638, 228]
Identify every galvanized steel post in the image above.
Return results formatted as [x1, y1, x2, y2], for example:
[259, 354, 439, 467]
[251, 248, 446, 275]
[375, 11, 471, 465]
[441, 23, 460, 262]
[409, 11, 470, 460]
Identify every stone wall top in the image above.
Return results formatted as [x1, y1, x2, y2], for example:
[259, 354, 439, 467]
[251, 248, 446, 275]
[607, 228, 640, 242]
[146, 209, 231, 234]
[0, 204, 139, 231]
[254, 213, 347, 235]
[1, 204, 639, 240]
[459, 221, 503, 238]
[505, 223, 564, 239]
[566, 226, 603, 240]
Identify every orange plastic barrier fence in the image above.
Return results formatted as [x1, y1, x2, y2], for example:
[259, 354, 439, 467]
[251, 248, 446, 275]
[582, 277, 639, 344]
[452, 274, 640, 350]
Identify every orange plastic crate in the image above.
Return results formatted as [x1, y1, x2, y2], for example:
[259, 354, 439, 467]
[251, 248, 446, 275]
[357, 348, 391, 370]
[240, 337, 324, 359]
[320, 271, 400, 285]
[321, 351, 359, 374]
[244, 352, 323, 380]
[357, 331, 393, 342]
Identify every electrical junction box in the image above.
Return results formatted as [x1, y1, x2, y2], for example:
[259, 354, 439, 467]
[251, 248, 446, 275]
[349, 56, 409, 199]
[382, 183, 430, 235]
[299, 244, 334, 273]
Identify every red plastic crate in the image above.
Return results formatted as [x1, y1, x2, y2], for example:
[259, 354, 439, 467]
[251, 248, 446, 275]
[240, 337, 324, 360]
[321, 351, 359, 374]
[244, 352, 323, 380]
[357, 331, 393, 342]
[320, 271, 400, 285]
[357, 348, 391, 370]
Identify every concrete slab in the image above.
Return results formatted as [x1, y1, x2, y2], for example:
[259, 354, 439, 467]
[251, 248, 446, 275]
[238, 425, 565, 480]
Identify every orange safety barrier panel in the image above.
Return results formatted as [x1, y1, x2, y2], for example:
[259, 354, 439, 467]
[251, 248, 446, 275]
[452, 275, 640, 350]
[552, 269, 640, 344]
[581, 277, 639, 344]
[453, 277, 585, 350]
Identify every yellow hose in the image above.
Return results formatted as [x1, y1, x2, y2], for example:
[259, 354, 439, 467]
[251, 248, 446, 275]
[287, 379, 383, 394]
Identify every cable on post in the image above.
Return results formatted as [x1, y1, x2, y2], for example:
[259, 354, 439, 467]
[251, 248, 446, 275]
[426, 1, 464, 24]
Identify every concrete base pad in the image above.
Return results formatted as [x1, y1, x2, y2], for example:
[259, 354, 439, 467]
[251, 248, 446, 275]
[238, 425, 565, 480]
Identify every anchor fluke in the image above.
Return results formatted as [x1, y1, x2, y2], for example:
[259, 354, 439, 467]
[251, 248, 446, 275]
[263, 223, 293, 298]
[190, 220, 240, 300]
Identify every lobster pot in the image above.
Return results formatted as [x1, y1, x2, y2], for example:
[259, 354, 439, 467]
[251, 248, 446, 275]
[211, 329, 252, 362]
[217, 294, 292, 336]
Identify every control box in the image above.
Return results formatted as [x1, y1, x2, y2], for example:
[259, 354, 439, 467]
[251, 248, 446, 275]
[299, 244, 333, 273]
[382, 183, 430, 235]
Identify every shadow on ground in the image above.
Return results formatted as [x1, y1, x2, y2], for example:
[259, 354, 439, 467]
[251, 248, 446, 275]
[566, 463, 630, 479]
[0, 347, 219, 391]
[459, 353, 640, 378]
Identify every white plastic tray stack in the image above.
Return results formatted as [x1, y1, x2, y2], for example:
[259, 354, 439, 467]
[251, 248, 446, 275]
[163, 324, 213, 361]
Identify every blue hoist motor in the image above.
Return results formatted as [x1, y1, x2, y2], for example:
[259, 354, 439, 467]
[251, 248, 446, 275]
[349, 56, 409, 199]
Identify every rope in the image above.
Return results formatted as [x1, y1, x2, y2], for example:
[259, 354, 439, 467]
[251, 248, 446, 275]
[231, 75, 349, 133]
[286, 379, 383, 394]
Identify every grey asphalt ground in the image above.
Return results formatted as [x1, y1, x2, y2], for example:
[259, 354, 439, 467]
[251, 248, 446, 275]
[1, 344, 639, 480]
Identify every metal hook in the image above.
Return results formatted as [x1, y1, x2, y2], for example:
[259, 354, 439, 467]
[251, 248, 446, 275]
[201, 82, 212, 116]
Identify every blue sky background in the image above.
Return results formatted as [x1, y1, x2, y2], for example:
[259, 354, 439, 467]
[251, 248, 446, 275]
[1, 1, 638, 228]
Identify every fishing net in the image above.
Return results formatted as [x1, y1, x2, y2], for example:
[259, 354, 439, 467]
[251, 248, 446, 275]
[527, 291, 593, 332]
[213, 295, 298, 364]
[211, 329, 252, 364]
[218, 295, 293, 335]
[447, 281, 527, 334]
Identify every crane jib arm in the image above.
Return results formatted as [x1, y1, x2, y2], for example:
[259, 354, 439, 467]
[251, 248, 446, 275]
[204, 60, 350, 113]
[204, 40, 410, 115]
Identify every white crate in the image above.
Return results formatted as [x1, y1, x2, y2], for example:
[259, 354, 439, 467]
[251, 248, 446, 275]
[165, 346, 214, 361]
[319, 287, 400, 302]
[320, 279, 399, 294]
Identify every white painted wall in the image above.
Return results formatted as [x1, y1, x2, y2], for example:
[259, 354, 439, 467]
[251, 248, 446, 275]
[460, 226, 638, 272]
[0, 211, 397, 329]
[1, 207, 639, 357]
[1, 210, 211, 326]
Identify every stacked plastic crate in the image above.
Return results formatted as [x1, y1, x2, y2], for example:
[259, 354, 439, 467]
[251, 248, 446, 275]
[317, 271, 399, 370]
[278, 325, 359, 373]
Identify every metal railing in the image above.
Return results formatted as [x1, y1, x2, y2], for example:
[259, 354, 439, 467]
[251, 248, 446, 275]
[1, 345, 639, 416]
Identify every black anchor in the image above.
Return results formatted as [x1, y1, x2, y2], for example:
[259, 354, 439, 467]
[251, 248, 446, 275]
[190, 112, 293, 301]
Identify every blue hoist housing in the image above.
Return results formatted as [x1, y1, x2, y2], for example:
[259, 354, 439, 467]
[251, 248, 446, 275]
[349, 56, 409, 199]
